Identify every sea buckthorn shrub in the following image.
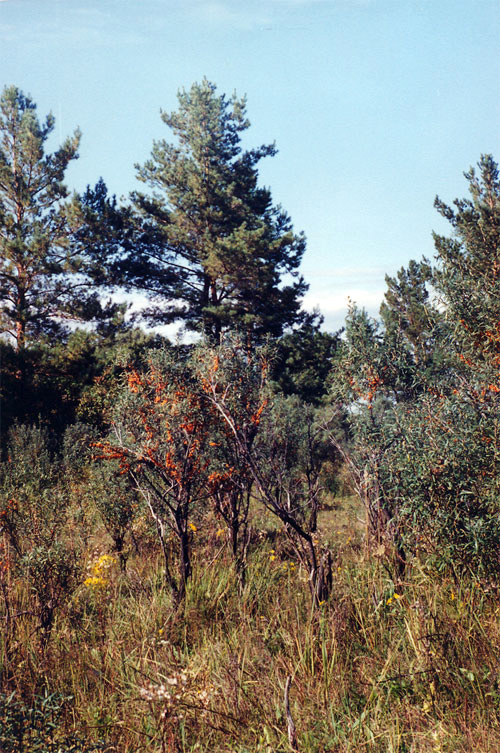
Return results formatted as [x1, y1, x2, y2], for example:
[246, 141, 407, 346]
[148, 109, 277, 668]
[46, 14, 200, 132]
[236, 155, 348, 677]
[329, 156, 500, 578]
[95, 348, 213, 607]
[0, 425, 81, 640]
[195, 339, 335, 605]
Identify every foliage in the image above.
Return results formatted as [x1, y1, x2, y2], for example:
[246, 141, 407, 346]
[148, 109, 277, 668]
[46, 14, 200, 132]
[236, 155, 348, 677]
[0, 690, 107, 752]
[198, 398, 254, 586]
[73, 326, 169, 432]
[434, 154, 500, 376]
[0, 424, 80, 638]
[0, 323, 172, 450]
[128, 78, 309, 341]
[0, 86, 111, 350]
[256, 394, 332, 535]
[85, 460, 140, 571]
[195, 339, 334, 604]
[330, 156, 500, 577]
[272, 322, 341, 404]
[328, 304, 401, 549]
[93, 338, 337, 605]
[391, 155, 500, 573]
[96, 348, 213, 605]
[380, 257, 448, 398]
[0, 424, 62, 554]
[384, 390, 500, 574]
[75, 177, 134, 291]
[21, 544, 80, 636]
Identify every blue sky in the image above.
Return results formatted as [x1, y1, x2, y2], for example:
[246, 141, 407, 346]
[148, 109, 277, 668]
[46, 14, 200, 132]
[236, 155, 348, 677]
[1, 0, 499, 331]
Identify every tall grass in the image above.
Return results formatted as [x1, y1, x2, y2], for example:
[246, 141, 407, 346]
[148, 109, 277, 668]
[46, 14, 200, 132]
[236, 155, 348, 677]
[2, 499, 500, 752]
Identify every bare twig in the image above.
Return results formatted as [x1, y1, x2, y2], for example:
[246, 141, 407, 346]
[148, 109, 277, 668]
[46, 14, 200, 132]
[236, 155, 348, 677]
[284, 675, 299, 752]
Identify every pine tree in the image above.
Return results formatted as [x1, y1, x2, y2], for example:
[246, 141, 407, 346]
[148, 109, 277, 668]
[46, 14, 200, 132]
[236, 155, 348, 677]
[380, 259, 435, 364]
[128, 79, 308, 342]
[272, 322, 340, 404]
[433, 154, 500, 377]
[0, 86, 104, 349]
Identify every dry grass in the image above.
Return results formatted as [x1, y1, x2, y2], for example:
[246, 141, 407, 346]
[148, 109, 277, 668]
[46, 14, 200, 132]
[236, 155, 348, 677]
[2, 497, 500, 752]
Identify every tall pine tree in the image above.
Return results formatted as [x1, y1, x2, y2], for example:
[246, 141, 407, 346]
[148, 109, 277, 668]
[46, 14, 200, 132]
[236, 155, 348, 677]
[0, 86, 109, 350]
[128, 79, 308, 342]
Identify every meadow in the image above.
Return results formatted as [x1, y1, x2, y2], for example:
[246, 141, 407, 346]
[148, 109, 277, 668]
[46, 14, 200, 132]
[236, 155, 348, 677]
[2, 487, 500, 753]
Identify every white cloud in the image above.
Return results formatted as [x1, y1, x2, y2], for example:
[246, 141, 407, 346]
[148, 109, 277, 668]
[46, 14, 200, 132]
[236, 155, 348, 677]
[271, 0, 370, 5]
[297, 263, 387, 330]
[303, 287, 384, 315]
[186, 0, 272, 30]
[303, 264, 388, 282]
[184, 0, 374, 31]
[7, 2, 148, 49]
[301, 285, 383, 332]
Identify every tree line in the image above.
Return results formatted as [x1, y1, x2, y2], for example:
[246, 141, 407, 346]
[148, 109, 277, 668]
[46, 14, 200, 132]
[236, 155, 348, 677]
[0, 79, 313, 351]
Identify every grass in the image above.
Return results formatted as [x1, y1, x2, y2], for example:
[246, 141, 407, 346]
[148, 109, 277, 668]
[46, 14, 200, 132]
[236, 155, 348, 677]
[2, 494, 500, 752]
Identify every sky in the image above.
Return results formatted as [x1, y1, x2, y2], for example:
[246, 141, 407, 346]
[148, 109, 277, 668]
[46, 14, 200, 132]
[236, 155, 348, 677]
[1, 0, 499, 332]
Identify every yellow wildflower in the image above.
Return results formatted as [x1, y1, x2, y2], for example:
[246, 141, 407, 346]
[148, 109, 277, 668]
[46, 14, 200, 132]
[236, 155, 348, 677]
[91, 554, 117, 577]
[84, 575, 108, 589]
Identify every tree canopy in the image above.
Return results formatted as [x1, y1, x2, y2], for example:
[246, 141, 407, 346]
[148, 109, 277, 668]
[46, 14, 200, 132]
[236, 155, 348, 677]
[0, 86, 112, 350]
[127, 78, 309, 342]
